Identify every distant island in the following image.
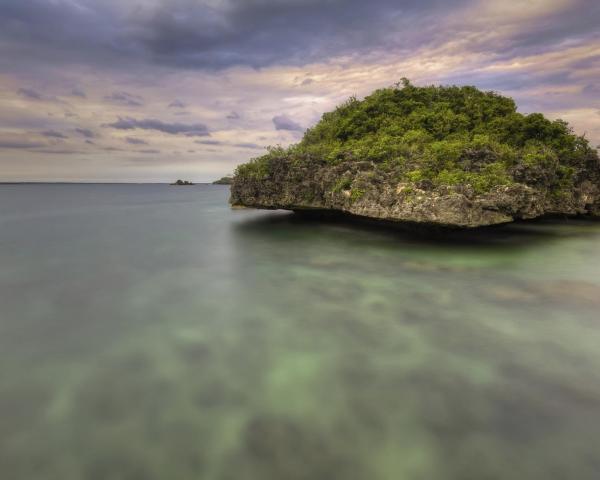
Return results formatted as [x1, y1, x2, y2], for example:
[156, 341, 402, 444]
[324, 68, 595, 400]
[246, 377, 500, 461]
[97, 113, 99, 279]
[230, 79, 600, 227]
[171, 179, 195, 186]
[213, 176, 233, 185]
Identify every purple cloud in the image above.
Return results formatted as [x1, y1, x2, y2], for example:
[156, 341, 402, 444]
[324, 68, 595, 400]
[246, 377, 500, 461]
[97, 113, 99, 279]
[75, 128, 97, 138]
[107, 117, 209, 136]
[0, 140, 45, 149]
[104, 91, 144, 107]
[41, 130, 68, 139]
[168, 99, 186, 108]
[17, 88, 43, 100]
[273, 115, 303, 132]
[125, 137, 148, 145]
[71, 87, 86, 98]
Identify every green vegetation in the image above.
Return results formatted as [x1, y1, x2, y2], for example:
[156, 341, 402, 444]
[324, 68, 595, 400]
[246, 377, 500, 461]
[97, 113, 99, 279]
[235, 79, 597, 195]
[332, 177, 353, 193]
[213, 176, 234, 185]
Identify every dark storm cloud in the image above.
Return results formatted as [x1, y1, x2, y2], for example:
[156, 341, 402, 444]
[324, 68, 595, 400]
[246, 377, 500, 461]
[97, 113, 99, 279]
[106, 117, 210, 136]
[129, 0, 471, 69]
[41, 130, 68, 139]
[1, 0, 598, 72]
[273, 115, 303, 132]
[0, 1, 123, 69]
[0, 0, 468, 71]
[75, 128, 97, 138]
[104, 92, 144, 107]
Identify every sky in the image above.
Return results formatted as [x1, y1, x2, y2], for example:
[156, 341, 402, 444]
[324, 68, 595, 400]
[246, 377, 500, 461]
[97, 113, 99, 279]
[0, 0, 599, 182]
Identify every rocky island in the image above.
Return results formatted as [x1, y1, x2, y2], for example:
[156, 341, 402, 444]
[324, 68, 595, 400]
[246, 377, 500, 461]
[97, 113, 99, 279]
[171, 179, 195, 186]
[231, 80, 600, 227]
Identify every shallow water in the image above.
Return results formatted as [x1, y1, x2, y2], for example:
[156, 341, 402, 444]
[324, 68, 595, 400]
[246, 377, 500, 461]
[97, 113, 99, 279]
[1, 184, 600, 480]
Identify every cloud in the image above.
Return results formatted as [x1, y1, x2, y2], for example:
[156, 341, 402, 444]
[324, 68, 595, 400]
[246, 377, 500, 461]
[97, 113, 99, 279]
[0, 139, 45, 149]
[17, 88, 43, 100]
[233, 142, 263, 149]
[75, 128, 97, 138]
[41, 130, 68, 139]
[125, 137, 148, 145]
[583, 84, 600, 95]
[127, 0, 475, 69]
[34, 148, 85, 155]
[227, 111, 241, 119]
[0, 0, 473, 71]
[168, 99, 186, 108]
[16, 87, 63, 103]
[71, 87, 86, 98]
[194, 139, 263, 149]
[106, 117, 210, 136]
[104, 91, 144, 106]
[1, 0, 598, 75]
[273, 115, 303, 132]
[140, 149, 161, 154]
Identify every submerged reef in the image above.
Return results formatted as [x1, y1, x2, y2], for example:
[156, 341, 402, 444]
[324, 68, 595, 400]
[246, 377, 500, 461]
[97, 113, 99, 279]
[231, 79, 600, 227]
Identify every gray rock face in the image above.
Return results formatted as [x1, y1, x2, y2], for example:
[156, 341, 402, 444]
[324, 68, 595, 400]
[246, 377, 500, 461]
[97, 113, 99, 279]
[230, 157, 600, 228]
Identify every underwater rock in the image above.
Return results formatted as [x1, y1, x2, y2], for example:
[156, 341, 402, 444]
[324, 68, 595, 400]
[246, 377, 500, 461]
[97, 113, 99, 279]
[485, 280, 600, 306]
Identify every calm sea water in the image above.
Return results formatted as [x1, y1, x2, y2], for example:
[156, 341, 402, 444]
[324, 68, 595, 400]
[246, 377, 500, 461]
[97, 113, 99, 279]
[1, 184, 599, 479]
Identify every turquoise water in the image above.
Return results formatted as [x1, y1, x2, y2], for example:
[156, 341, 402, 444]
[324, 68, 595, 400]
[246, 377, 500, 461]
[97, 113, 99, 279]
[1, 184, 600, 479]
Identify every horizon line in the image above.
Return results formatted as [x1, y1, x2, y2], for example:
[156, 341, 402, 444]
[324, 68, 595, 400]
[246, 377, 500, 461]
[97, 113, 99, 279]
[0, 181, 225, 185]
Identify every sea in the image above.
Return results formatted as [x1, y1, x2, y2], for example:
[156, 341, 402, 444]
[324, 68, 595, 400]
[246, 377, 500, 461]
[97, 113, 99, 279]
[1, 183, 599, 479]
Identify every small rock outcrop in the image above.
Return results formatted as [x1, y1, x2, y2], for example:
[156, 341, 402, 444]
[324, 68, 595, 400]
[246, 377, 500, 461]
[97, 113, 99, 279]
[231, 80, 600, 227]
[171, 179, 194, 186]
